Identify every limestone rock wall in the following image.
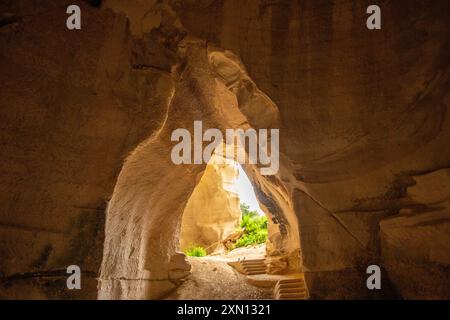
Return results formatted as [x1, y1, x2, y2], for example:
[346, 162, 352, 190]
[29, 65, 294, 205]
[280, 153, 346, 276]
[179, 154, 241, 253]
[0, 0, 449, 300]
[174, 0, 450, 298]
[97, 38, 293, 299]
[0, 1, 174, 299]
[380, 169, 450, 299]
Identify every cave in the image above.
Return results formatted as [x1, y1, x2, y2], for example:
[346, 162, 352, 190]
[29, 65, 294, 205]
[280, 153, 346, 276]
[0, 0, 449, 301]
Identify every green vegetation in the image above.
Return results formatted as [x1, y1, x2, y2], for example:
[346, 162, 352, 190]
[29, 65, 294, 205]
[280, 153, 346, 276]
[233, 203, 268, 249]
[184, 244, 207, 257]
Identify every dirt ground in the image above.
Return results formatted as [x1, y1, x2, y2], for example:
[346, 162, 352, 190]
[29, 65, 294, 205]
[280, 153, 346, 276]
[164, 245, 272, 300]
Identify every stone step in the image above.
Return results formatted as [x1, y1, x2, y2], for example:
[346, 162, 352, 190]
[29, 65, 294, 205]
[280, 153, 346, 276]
[276, 292, 308, 299]
[245, 273, 305, 289]
[243, 265, 266, 270]
[241, 261, 265, 266]
[244, 269, 266, 274]
[242, 261, 265, 266]
[277, 296, 308, 300]
[275, 282, 305, 290]
[241, 258, 265, 262]
[228, 259, 267, 275]
[277, 287, 306, 294]
[246, 269, 266, 275]
[242, 264, 265, 269]
[277, 277, 305, 283]
[273, 274, 309, 300]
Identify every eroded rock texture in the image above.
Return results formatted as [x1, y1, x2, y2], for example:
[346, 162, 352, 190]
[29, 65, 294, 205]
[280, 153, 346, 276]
[0, 0, 449, 299]
[179, 154, 241, 253]
[173, 0, 450, 299]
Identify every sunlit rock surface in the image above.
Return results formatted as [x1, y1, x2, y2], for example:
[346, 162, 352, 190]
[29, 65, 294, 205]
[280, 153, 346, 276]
[180, 154, 241, 253]
[0, 0, 448, 299]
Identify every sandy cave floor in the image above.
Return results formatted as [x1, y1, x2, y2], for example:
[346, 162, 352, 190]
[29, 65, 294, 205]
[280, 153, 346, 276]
[164, 245, 273, 300]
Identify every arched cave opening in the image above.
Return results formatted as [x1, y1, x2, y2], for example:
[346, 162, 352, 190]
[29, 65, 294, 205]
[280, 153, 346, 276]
[179, 153, 268, 257]
[168, 152, 277, 299]
[97, 41, 303, 300]
[0, 0, 448, 301]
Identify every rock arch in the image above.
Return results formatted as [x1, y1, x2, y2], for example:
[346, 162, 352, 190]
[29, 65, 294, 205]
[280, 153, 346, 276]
[98, 39, 301, 299]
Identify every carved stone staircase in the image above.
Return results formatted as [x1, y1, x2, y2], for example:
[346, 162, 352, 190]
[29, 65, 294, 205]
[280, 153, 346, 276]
[274, 275, 309, 300]
[228, 258, 267, 275]
[228, 259, 309, 300]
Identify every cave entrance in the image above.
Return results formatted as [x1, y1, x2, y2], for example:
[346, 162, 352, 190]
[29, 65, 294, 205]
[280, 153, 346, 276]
[98, 135, 301, 299]
[165, 151, 275, 299]
[179, 152, 268, 259]
[98, 43, 303, 299]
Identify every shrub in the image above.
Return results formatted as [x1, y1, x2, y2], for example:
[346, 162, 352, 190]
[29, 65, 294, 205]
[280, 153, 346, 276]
[233, 203, 268, 249]
[240, 203, 259, 218]
[184, 245, 207, 257]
